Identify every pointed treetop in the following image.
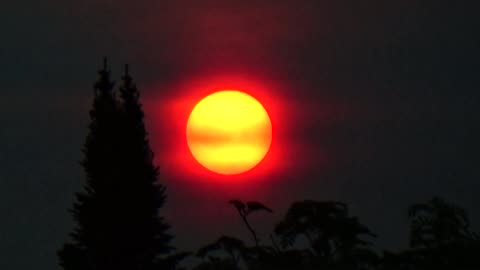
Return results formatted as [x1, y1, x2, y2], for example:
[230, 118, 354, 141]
[121, 63, 135, 92]
[99, 56, 109, 74]
[94, 57, 114, 94]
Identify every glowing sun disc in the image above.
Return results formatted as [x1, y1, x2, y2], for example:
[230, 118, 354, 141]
[186, 90, 272, 175]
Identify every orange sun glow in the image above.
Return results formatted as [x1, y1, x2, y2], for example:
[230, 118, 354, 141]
[186, 90, 272, 175]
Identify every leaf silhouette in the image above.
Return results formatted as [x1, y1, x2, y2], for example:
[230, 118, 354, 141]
[246, 201, 273, 214]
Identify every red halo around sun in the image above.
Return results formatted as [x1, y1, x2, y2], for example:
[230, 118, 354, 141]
[150, 75, 289, 185]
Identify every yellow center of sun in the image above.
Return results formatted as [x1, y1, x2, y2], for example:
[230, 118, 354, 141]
[186, 90, 272, 175]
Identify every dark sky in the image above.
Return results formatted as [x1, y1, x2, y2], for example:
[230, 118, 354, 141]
[1, 1, 479, 269]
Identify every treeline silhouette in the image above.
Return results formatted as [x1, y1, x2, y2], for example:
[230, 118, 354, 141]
[192, 198, 479, 270]
[59, 61, 479, 270]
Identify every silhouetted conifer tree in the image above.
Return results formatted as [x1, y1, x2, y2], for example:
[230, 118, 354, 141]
[58, 59, 173, 270]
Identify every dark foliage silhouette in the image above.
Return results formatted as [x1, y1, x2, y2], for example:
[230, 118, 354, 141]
[397, 197, 480, 270]
[274, 200, 378, 269]
[58, 60, 175, 270]
[408, 196, 472, 248]
[194, 236, 249, 270]
[378, 197, 480, 270]
[195, 198, 479, 270]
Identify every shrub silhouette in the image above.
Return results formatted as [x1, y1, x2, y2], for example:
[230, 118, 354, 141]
[275, 200, 378, 269]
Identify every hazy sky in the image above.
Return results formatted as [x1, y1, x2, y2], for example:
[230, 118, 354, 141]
[1, 1, 479, 269]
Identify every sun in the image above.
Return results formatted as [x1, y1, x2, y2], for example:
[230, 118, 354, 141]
[186, 90, 272, 175]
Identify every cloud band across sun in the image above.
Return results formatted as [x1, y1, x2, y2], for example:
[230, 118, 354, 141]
[186, 90, 272, 175]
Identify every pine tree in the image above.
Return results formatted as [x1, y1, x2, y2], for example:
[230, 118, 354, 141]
[58, 59, 173, 270]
